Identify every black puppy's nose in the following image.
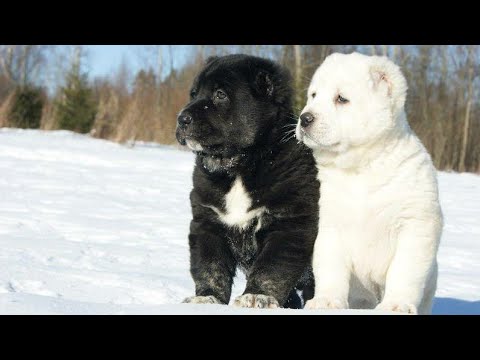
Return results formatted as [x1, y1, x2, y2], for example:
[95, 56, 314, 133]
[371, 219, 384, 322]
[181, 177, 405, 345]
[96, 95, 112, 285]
[178, 113, 193, 128]
[300, 112, 315, 128]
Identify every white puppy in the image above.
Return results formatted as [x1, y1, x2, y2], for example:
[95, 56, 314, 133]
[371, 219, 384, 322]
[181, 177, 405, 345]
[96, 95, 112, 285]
[296, 52, 443, 314]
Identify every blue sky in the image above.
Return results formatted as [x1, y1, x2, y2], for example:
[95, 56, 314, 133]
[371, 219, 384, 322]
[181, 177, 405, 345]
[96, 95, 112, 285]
[85, 45, 193, 79]
[40, 45, 196, 94]
[86, 45, 137, 77]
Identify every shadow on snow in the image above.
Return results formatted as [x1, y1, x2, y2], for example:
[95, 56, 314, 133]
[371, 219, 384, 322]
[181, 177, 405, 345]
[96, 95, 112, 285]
[432, 297, 480, 315]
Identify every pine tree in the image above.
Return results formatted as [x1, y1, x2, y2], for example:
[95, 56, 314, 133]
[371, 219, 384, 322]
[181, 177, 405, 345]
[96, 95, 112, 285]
[8, 86, 44, 129]
[55, 48, 97, 133]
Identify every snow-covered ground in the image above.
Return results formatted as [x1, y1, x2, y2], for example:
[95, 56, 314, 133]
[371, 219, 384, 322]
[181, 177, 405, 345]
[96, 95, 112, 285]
[0, 129, 478, 315]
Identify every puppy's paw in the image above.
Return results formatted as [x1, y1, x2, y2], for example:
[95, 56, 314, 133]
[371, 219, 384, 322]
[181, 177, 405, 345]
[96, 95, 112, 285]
[182, 295, 223, 304]
[305, 296, 348, 310]
[376, 301, 418, 314]
[233, 294, 280, 309]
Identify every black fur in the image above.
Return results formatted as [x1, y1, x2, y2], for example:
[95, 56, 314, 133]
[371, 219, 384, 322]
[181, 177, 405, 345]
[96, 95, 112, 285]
[176, 55, 319, 308]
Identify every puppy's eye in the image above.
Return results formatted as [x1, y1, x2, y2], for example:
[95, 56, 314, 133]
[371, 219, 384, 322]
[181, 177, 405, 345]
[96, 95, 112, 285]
[190, 90, 197, 98]
[215, 90, 227, 100]
[336, 94, 349, 104]
[311, 92, 316, 99]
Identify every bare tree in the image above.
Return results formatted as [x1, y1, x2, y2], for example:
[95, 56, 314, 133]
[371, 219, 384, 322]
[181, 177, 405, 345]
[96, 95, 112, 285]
[459, 46, 477, 172]
[168, 45, 174, 74]
[382, 45, 388, 56]
[0, 45, 49, 87]
[293, 45, 303, 109]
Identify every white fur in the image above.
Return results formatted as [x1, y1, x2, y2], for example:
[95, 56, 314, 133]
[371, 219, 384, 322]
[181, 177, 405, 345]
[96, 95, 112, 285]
[233, 294, 279, 308]
[206, 177, 266, 231]
[299, 52, 443, 314]
[183, 295, 222, 304]
[186, 139, 204, 152]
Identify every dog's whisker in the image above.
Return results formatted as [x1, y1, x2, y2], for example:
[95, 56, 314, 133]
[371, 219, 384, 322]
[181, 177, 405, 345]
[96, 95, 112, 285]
[280, 128, 297, 143]
[281, 133, 296, 143]
[282, 129, 296, 136]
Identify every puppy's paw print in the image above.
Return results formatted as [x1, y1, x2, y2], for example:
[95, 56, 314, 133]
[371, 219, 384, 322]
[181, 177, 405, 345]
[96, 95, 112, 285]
[305, 297, 348, 310]
[182, 295, 223, 304]
[233, 294, 279, 309]
[376, 301, 417, 315]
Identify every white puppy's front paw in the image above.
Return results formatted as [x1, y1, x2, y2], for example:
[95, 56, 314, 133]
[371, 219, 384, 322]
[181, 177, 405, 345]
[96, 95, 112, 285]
[182, 295, 223, 304]
[376, 301, 418, 314]
[233, 294, 280, 309]
[305, 296, 348, 310]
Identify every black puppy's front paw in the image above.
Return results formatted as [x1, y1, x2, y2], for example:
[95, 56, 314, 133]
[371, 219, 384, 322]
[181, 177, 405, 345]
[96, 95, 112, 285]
[233, 294, 280, 309]
[182, 295, 223, 304]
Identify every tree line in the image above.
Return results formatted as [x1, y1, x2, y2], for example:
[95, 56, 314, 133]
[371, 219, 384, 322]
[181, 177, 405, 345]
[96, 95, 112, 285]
[0, 45, 479, 173]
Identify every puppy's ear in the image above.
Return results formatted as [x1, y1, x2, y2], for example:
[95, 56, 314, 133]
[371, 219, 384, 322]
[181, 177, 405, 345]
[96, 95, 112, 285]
[369, 56, 408, 116]
[255, 70, 274, 97]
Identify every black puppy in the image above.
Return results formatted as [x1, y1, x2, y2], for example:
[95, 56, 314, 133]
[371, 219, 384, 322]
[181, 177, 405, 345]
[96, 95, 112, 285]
[176, 55, 319, 309]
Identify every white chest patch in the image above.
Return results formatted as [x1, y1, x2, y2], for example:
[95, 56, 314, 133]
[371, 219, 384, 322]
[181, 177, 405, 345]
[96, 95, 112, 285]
[206, 177, 266, 231]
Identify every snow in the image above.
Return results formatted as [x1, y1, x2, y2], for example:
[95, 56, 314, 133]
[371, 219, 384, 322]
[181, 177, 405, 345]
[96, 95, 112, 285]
[0, 128, 478, 315]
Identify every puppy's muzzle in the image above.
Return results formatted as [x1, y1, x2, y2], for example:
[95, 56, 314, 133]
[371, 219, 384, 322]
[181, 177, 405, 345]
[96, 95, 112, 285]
[300, 112, 315, 128]
[177, 112, 193, 129]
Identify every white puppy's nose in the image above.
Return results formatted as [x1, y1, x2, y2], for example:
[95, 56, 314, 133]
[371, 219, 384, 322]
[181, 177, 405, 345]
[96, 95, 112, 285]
[300, 112, 315, 128]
